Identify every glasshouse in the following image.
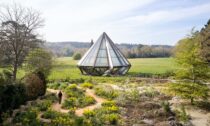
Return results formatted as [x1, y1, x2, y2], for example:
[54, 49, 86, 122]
[77, 32, 131, 76]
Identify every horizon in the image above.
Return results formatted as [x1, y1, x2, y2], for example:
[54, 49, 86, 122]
[46, 41, 174, 46]
[0, 0, 209, 45]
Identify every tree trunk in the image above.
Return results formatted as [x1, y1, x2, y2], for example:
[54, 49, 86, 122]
[190, 98, 194, 105]
[13, 59, 18, 81]
[192, 66, 195, 83]
[13, 65, 17, 81]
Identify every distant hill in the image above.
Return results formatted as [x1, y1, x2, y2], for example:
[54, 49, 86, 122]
[45, 41, 174, 58]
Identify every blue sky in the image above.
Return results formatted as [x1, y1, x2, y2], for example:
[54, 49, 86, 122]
[0, 0, 209, 45]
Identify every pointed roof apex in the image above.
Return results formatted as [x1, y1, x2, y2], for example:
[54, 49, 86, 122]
[102, 32, 107, 35]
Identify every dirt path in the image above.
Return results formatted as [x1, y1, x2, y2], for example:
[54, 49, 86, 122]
[170, 98, 210, 126]
[47, 89, 69, 113]
[187, 109, 210, 126]
[75, 89, 106, 116]
[47, 88, 106, 116]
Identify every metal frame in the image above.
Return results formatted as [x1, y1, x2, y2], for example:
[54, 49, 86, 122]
[78, 65, 131, 76]
[77, 32, 131, 76]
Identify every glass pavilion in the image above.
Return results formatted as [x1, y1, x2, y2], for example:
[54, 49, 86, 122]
[77, 32, 131, 76]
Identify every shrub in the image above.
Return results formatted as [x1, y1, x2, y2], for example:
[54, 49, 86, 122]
[65, 84, 78, 91]
[25, 48, 53, 76]
[82, 96, 95, 106]
[42, 93, 58, 103]
[161, 101, 171, 114]
[95, 86, 118, 100]
[59, 82, 68, 89]
[81, 100, 120, 126]
[62, 97, 77, 109]
[51, 116, 74, 126]
[0, 84, 26, 116]
[36, 100, 52, 111]
[68, 107, 76, 116]
[175, 105, 190, 123]
[48, 82, 60, 89]
[128, 89, 140, 102]
[23, 73, 45, 100]
[168, 82, 209, 104]
[91, 104, 120, 125]
[0, 69, 13, 84]
[12, 107, 41, 126]
[101, 101, 116, 107]
[105, 113, 119, 125]
[80, 82, 93, 89]
[42, 109, 59, 119]
[144, 87, 159, 98]
[75, 117, 85, 126]
[62, 84, 96, 109]
[36, 71, 47, 96]
[73, 53, 81, 60]
[83, 110, 96, 118]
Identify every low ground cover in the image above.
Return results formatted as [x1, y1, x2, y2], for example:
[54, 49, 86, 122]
[62, 84, 96, 109]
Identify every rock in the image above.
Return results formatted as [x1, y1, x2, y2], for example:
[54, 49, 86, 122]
[183, 121, 193, 126]
[169, 120, 183, 126]
[12, 109, 19, 117]
[155, 121, 170, 126]
[142, 119, 154, 125]
[168, 116, 175, 121]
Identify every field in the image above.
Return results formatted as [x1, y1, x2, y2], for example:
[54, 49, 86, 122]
[48, 57, 177, 82]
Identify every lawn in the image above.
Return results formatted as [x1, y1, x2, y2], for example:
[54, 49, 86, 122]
[0, 57, 177, 82]
[48, 57, 177, 82]
[128, 58, 176, 74]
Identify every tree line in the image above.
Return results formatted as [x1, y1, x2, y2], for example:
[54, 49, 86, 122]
[122, 45, 172, 58]
[46, 42, 173, 58]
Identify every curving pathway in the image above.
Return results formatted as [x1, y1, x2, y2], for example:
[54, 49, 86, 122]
[46, 88, 106, 116]
[75, 89, 106, 116]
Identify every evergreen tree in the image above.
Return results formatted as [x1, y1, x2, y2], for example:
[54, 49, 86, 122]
[199, 19, 210, 65]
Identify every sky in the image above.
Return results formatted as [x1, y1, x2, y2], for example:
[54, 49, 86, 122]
[0, 0, 209, 45]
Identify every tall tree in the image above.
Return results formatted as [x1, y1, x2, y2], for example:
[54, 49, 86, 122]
[175, 30, 209, 82]
[199, 19, 210, 65]
[0, 4, 44, 80]
[169, 29, 210, 104]
[25, 48, 53, 76]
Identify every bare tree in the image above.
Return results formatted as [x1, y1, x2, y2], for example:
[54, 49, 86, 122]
[0, 4, 44, 81]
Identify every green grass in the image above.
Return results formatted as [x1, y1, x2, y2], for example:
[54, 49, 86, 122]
[0, 57, 177, 83]
[48, 57, 177, 82]
[128, 58, 176, 74]
[0, 67, 25, 79]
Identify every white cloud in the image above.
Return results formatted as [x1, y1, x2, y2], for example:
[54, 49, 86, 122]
[0, 0, 209, 45]
[115, 3, 210, 27]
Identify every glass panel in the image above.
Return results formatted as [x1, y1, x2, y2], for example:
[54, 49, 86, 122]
[95, 58, 108, 66]
[100, 39, 106, 49]
[82, 55, 96, 66]
[80, 35, 102, 66]
[112, 58, 121, 66]
[97, 50, 107, 58]
[109, 50, 117, 58]
[113, 46, 130, 66]
[117, 58, 124, 66]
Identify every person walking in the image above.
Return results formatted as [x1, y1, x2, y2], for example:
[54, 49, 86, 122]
[58, 90, 62, 104]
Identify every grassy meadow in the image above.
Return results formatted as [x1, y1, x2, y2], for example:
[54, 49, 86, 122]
[48, 57, 177, 82]
[0, 57, 177, 82]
